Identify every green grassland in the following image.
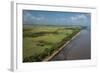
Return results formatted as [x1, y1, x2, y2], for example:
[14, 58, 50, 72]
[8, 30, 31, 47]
[23, 25, 81, 62]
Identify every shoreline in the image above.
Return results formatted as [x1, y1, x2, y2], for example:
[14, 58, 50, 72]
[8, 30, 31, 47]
[42, 31, 81, 61]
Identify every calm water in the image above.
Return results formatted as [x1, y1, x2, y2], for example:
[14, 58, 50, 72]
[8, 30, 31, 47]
[51, 28, 91, 61]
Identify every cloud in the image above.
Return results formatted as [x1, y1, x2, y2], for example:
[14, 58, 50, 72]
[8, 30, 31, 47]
[69, 14, 89, 25]
[78, 14, 87, 19]
[35, 17, 45, 20]
[60, 18, 67, 21]
[23, 12, 46, 24]
[25, 13, 45, 20]
[70, 16, 77, 21]
[23, 10, 90, 26]
[70, 14, 87, 21]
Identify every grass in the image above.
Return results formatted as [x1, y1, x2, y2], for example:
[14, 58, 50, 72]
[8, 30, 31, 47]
[23, 25, 81, 62]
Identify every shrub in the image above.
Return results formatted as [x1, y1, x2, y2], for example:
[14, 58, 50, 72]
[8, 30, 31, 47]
[23, 57, 30, 62]
[23, 54, 42, 62]
[39, 52, 48, 59]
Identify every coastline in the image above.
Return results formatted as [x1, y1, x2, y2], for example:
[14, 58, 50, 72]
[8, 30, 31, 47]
[42, 31, 81, 61]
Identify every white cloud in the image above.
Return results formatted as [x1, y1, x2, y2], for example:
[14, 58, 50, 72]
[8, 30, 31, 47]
[60, 18, 67, 21]
[69, 14, 89, 25]
[35, 17, 45, 20]
[70, 16, 77, 21]
[24, 13, 45, 22]
[70, 14, 87, 21]
[77, 14, 87, 19]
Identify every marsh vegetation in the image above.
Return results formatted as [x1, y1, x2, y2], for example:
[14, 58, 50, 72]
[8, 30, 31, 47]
[23, 25, 81, 62]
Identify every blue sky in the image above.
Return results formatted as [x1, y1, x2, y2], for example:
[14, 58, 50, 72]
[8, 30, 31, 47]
[23, 10, 91, 26]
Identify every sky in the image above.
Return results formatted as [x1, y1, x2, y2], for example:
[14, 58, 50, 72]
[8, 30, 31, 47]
[23, 10, 91, 26]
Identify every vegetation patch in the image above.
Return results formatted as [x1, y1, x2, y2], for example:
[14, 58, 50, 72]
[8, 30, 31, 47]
[23, 25, 81, 62]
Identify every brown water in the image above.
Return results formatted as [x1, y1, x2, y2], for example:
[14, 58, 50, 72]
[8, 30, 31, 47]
[51, 29, 91, 61]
